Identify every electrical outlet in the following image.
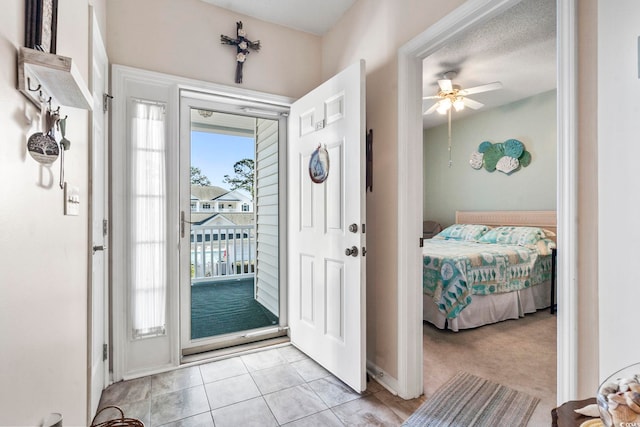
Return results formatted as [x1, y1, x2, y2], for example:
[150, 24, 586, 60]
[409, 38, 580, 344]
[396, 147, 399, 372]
[64, 182, 80, 216]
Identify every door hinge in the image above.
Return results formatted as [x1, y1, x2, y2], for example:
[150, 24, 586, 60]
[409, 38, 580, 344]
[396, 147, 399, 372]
[102, 343, 108, 361]
[103, 93, 113, 113]
[103, 219, 108, 236]
[420, 237, 424, 248]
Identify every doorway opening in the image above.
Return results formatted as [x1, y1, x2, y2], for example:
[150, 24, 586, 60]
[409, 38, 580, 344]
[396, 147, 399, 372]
[420, 0, 558, 415]
[396, 0, 577, 402]
[180, 95, 288, 357]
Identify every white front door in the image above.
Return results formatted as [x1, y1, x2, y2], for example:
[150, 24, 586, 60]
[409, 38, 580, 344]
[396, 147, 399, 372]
[287, 60, 367, 392]
[89, 11, 109, 418]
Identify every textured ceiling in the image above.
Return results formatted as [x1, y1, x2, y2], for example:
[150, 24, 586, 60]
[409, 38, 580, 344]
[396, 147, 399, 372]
[199, 0, 355, 36]
[422, 0, 557, 128]
[198, 0, 556, 129]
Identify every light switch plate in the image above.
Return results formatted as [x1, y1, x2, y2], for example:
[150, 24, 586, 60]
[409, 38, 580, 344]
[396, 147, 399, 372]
[64, 182, 80, 216]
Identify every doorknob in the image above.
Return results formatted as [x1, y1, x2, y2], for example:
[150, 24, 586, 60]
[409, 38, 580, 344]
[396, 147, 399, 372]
[345, 246, 359, 257]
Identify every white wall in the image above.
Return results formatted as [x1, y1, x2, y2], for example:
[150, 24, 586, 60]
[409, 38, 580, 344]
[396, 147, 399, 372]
[597, 0, 640, 380]
[423, 90, 557, 226]
[0, 1, 92, 425]
[106, 0, 322, 99]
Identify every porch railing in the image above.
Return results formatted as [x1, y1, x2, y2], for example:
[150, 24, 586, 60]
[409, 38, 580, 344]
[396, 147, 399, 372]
[190, 224, 256, 283]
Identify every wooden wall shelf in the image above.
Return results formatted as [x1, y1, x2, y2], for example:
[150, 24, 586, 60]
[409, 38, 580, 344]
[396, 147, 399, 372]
[18, 47, 92, 110]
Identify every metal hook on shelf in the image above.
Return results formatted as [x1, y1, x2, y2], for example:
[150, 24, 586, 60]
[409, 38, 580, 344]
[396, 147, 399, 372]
[27, 77, 41, 92]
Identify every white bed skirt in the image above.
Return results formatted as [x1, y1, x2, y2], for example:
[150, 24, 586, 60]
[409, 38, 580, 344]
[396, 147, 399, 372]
[423, 281, 552, 331]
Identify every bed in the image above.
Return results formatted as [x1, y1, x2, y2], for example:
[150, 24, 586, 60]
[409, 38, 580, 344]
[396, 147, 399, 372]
[422, 210, 557, 331]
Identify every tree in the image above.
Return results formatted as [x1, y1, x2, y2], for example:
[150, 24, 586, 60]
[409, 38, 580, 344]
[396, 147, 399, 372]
[191, 166, 211, 186]
[223, 158, 254, 197]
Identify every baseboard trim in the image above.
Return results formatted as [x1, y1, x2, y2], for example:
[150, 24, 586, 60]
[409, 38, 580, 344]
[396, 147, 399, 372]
[367, 361, 402, 396]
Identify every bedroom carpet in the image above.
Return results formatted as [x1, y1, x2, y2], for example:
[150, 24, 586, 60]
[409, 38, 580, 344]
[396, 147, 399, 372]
[403, 371, 539, 426]
[422, 309, 557, 426]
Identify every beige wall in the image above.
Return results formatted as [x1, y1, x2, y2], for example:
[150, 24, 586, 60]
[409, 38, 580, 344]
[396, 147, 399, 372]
[106, 0, 322, 99]
[322, 0, 466, 378]
[577, 0, 599, 398]
[423, 90, 557, 227]
[0, 1, 92, 425]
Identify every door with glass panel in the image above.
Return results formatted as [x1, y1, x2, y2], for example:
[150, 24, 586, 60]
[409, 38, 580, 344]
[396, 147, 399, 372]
[179, 93, 287, 355]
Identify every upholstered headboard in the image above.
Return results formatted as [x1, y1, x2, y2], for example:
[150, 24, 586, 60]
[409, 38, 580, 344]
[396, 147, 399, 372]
[455, 210, 557, 243]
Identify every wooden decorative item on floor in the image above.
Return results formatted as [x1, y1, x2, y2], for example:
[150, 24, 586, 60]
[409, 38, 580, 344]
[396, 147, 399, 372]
[90, 406, 144, 427]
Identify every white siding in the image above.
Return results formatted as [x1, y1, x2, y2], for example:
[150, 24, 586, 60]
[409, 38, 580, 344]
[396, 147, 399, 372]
[255, 118, 280, 316]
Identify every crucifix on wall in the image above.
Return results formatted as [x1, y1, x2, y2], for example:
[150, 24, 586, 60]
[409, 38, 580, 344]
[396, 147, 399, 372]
[221, 21, 261, 84]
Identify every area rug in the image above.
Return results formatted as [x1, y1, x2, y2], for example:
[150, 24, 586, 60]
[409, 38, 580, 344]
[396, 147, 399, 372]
[403, 371, 540, 427]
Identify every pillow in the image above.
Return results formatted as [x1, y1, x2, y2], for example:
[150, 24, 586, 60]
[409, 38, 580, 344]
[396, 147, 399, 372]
[433, 224, 490, 241]
[534, 238, 556, 256]
[542, 228, 556, 237]
[477, 226, 547, 246]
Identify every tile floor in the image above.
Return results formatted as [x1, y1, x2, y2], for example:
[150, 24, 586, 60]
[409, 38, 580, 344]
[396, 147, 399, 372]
[95, 345, 425, 427]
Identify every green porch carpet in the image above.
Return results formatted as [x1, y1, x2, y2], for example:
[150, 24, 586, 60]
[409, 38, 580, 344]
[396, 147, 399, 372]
[191, 278, 278, 339]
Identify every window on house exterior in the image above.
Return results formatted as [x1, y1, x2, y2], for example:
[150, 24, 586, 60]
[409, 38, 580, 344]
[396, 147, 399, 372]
[202, 203, 211, 210]
[191, 202, 196, 210]
[218, 203, 224, 210]
[242, 203, 249, 212]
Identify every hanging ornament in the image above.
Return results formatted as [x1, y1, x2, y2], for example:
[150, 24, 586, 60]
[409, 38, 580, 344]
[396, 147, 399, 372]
[309, 144, 330, 183]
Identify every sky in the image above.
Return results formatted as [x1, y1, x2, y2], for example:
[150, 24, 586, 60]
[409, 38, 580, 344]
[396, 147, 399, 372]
[190, 131, 255, 190]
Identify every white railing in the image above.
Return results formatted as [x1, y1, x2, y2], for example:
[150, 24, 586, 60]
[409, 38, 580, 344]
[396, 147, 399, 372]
[190, 224, 256, 283]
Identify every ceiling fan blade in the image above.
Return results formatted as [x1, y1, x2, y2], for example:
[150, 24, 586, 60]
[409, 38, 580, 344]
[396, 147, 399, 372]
[423, 102, 439, 115]
[437, 79, 453, 92]
[459, 81, 503, 96]
[463, 97, 484, 110]
[422, 95, 441, 100]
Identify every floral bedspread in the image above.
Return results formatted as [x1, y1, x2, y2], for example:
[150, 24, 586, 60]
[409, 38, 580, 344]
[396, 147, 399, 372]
[422, 240, 553, 319]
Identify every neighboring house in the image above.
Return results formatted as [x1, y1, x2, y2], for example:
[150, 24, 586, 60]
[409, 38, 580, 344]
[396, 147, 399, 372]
[191, 185, 253, 214]
[190, 212, 255, 241]
[189, 186, 255, 278]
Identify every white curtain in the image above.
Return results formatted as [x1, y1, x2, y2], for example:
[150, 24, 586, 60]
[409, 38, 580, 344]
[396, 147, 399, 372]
[129, 100, 167, 339]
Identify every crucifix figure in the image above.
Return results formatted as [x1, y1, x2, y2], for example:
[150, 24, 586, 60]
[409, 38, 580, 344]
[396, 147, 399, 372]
[221, 21, 261, 84]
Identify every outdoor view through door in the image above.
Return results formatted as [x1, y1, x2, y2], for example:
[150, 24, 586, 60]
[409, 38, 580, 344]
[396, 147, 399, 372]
[185, 107, 280, 349]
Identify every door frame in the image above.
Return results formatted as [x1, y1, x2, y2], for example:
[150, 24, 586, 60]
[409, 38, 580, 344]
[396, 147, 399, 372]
[396, 0, 578, 402]
[88, 7, 109, 422]
[178, 91, 289, 355]
[111, 65, 294, 380]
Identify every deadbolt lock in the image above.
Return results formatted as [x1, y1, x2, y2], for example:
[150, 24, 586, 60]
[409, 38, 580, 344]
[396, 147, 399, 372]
[349, 223, 358, 233]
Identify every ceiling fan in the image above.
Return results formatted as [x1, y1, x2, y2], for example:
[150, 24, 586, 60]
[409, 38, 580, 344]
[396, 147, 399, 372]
[423, 71, 503, 115]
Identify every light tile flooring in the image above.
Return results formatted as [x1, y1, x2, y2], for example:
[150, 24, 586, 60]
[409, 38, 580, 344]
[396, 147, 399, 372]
[96, 345, 425, 427]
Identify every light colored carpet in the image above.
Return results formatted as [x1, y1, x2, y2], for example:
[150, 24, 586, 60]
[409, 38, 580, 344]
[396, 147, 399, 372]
[404, 371, 539, 426]
[422, 310, 557, 426]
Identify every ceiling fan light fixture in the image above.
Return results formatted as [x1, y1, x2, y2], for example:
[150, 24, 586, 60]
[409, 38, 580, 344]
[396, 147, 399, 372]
[453, 97, 465, 112]
[436, 98, 451, 115]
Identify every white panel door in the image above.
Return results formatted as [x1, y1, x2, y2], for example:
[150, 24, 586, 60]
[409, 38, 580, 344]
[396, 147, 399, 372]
[90, 11, 109, 418]
[288, 60, 366, 392]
